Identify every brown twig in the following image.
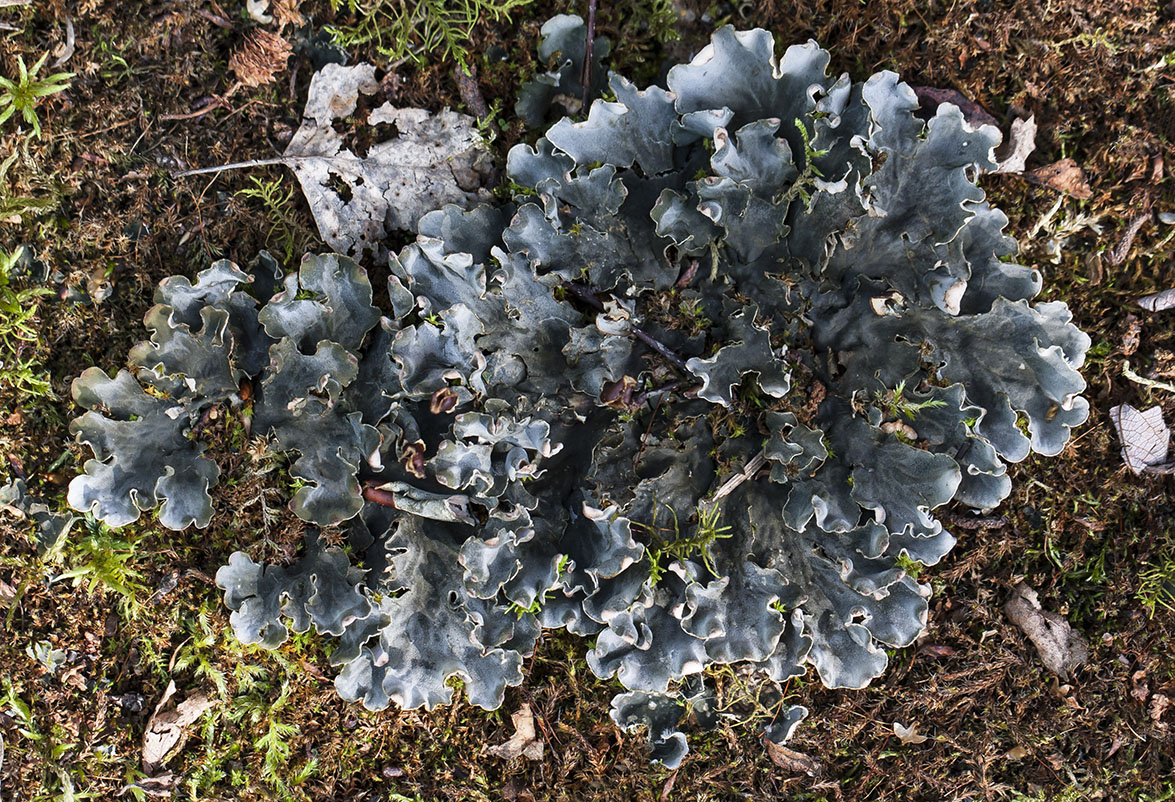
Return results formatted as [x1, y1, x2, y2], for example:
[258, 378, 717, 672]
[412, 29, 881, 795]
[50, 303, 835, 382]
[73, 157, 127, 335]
[562, 282, 692, 373]
[1107, 207, 1152, 266]
[581, 0, 599, 107]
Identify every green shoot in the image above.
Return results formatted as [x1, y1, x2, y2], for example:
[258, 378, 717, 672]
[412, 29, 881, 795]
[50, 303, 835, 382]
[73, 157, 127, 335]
[876, 379, 948, 420]
[0, 53, 74, 138]
[0, 245, 54, 398]
[327, 0, 534, 70]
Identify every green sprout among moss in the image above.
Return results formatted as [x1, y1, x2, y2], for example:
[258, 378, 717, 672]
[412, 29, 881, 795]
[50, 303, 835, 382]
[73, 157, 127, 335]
[638, 501, 734, 583]
[876, 379, 948, 420]
[0, 53, 73, 139]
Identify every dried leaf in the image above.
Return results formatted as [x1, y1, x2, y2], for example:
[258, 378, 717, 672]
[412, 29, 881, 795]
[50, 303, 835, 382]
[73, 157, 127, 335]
[893, 722, 929, 744]
[994, 116, 1036, 174]
[283, 63, 491, 259]
[0, 578, 15, 607]
[764, 741, 822, 775]
[1027, 158, 1093, 199]
[141, 681, 216, 773]
[1137, 287, 1175, 312]
[1109, 404, 1170, 474]
[912, 86, 999, 128]
[1003, 582, 1089, 679]
[229, 29, 292, 89]
[487, 703, 545, 761]
[1131, 668, 1150, 702]
[1151, 693, 1171, 728]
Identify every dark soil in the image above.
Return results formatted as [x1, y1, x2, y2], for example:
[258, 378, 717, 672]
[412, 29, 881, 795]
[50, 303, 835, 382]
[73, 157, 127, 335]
[1, 1, 1173, 800]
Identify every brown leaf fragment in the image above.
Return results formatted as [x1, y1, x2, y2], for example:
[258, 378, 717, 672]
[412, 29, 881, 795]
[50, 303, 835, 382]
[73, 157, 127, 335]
[1151, 693, 1171, 729]
[764, 741, 822, 776]
[1026, 158, 1093, 199]
[912, 86, 999, 128]
[993, 116, 1036, 174]
[487, 703, 545, 761]
[918, 643, 957, 658]
[228, 29, 292, 89]
[1138, 288, 1175, 312]
[271, 0, 304, 28]
[1121, 315, 1142, 356]
[1004, 581, 1089, 679]
[141, 681, 216, 773]
[0, 578, 15, 607]
[1131, 668, 1150, 702]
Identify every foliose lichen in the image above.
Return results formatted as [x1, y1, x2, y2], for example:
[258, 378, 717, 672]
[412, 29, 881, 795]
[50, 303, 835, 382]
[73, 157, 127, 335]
[68, 25, 1089, 766]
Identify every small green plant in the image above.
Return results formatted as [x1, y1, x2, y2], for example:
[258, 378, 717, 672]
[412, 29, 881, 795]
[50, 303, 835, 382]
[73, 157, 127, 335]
[235, 177, 315, 266]
[328, 0, 533, 69]
[876, 379, 948, 420]
[0, 245, 54, 398]
[55, 516, 148, 611]
[1137, 543, 1175, 618]
[0, 53, 73, 138]
[173, 606, 232, 698]
[637, 501, 733, 583]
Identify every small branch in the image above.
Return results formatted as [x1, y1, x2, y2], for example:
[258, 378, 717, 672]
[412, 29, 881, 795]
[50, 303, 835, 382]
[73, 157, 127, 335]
[581, 0, 598, 107]
[563, 281, 693, 373]
[1123, 360, 1175, 394]
[630, 379, 700, 408]
[710, 451, 768, 502]
[631, 327, 689, 373]
[173, 157, 287, 178]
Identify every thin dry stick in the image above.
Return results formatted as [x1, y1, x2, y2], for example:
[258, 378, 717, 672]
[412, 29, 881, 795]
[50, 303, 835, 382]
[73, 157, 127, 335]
[581, 0, 598, 106]
[710, 451, 768, 502]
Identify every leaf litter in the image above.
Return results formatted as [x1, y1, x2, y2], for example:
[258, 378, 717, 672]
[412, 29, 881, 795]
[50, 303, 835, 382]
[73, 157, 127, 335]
[177, 62, 494, 260]
[1004, 581, 1090, 679]
[1109, 403, 1174, 474]
[284, 63, 492, 257]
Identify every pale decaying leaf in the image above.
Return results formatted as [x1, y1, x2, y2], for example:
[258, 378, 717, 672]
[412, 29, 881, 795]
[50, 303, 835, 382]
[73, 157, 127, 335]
[1109, 404, 1171, 474]
[1137, 287, 1175, 312]
[487, 703, 545, 761]
[1003, 582, 1089, 679]
[229, 29, 292, 89]
[993, 116, 1036, 174]
[1027, 158, 1093, 199]
[892, 721, 929, 744]
[284, 63, 492, 258]
[141, 680, 216, 774]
